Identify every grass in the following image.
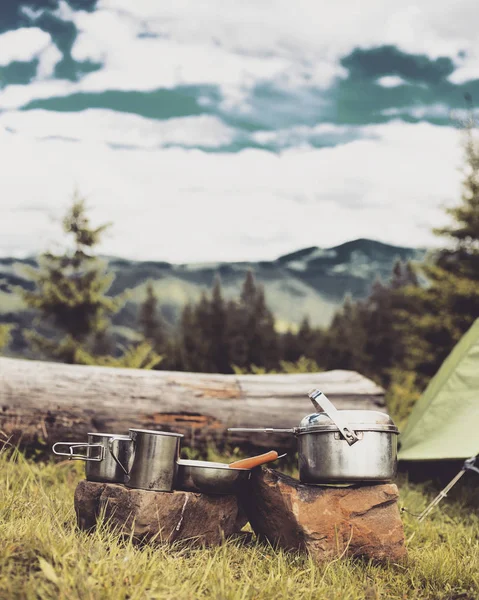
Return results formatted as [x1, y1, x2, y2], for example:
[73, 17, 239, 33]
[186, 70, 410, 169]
[1, 447, 479, 600]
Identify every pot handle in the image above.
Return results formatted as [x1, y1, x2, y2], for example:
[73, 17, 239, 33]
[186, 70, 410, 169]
[107, 437, 131, 477]
[228, 428, 296, 434]
[52, 442, 105, 461]
[308, 389, 360, 446]
[229, 450, 283, 469]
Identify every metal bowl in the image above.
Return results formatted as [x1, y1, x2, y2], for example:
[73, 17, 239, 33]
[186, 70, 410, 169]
[176, 459, 251, 494]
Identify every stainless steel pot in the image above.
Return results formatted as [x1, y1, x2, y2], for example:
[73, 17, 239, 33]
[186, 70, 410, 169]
[52, 433, 132, 483]
[229, 388, 399, 484]
[126, 429, 183, 492]
[176, 460, 251, 494]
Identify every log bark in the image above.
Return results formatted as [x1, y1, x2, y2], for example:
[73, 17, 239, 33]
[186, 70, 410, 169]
[0, 357, 384, 454]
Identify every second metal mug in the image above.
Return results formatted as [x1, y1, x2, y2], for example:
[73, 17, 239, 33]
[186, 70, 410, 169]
[126, 429, 183, 492]
[52, 432, 132, 483]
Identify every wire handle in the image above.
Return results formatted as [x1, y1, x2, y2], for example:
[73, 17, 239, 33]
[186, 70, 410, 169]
[107, 437, 130, 477]
[52, 442, 105, 462]
[308, 388, 360, 446]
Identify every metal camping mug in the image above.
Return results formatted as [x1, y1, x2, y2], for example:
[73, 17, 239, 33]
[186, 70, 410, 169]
[126, 429, 183, 492]
[52, 433, 133, 483]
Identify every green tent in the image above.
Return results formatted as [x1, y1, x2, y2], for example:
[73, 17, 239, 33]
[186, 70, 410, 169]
[398, 319, 479, 461]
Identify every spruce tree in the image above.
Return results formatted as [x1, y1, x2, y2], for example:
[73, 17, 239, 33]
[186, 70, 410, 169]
[296, 316, 317, 358]
[324, 293, 367, 372]
[0, 324, 11, 352]
[392, 112, 479, 381]
[21, 194, 123, 363]
[178, 303, 200, 372]
[225, 298, 248, 369]
[138, 281, 168, 354]
[361, 276, 402, 384]
[404, 261, 419, 286]
[239, 271, 279, 370]
[209, 277, 230, 373]
[281, 329, 302, 363]
[433, 113, 479, 280]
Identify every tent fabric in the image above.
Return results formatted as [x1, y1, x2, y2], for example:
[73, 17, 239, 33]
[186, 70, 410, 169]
[398, 319, 479, 461]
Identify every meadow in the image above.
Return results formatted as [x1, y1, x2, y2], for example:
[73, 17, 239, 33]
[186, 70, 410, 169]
[1, 446, 478, 600]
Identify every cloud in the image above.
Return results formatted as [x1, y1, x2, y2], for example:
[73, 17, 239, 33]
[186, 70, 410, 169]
[0, 119, 463, 262]
[0, 1, 478, 139]
[4, 0, 477, 111]
[0, 109, 236, 149]
[377, 76, 408, 88]
[0, 28, 52, 66]
[0, 0, 476, 263]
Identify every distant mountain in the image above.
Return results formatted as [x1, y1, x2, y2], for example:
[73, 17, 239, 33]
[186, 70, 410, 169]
[0, 238, 425, 354]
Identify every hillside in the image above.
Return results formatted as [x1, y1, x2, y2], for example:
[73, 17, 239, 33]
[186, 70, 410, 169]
[0, 238, 424, 353]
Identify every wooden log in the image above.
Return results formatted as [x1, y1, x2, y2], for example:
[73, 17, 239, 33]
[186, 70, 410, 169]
[0, 357, 384, 454]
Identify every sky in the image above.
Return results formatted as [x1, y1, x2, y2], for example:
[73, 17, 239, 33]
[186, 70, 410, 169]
[0, 0, 478, 263]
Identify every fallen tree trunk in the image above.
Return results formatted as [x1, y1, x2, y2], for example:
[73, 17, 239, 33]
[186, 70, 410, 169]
[0, 357, 385, 454]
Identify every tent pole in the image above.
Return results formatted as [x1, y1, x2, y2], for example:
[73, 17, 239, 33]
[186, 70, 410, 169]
[407, 455, 479, 544]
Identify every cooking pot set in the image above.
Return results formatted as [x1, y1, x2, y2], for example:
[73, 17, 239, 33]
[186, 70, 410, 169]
[52, 388, 399, 493]
[52, 428, 278, 493]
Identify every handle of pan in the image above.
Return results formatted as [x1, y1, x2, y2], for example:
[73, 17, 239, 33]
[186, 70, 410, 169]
[227, 428, 296, 434]
[229, 450, 281, 469]
[52, 442, 105, 461]
[107, 437, 131, 477]
[308, 388, 359, 445]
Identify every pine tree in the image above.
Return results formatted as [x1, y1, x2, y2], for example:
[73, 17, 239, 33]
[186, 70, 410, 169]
[404, 261, 419, 286]
[323, 293, 368, 372]
[178, 301, 211, 372]
[209, 277, 230, 373]
[20, 194, 123, 363]
[296, 316, 317, 358]
[433, 112, 479, 281]
[361, 276, 402, 384]
[178, 303, 195, 371]
[225, 298, 248, 369]
[281, 329, 302, 363]
[138, 281, 168, 354]
[192, 292, 215, 372]
[239, 272, 279, 370]
[392, 111, 479, 381]
[0, 324, 12, 353]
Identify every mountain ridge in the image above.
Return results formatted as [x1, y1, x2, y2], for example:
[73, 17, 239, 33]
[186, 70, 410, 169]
[0, 238, 426, 354]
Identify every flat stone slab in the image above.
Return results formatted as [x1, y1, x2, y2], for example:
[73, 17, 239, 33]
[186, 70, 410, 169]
[74, 480, 247, 546]
[238, 468, 407, 563]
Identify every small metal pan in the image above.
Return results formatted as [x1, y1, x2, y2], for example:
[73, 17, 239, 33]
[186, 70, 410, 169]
[176, 460, 250, 494]
[176, 451, 286, 494]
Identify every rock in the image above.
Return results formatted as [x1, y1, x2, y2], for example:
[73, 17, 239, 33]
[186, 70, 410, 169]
[238, 468, 407, 563]
[74, 480, 247, 546]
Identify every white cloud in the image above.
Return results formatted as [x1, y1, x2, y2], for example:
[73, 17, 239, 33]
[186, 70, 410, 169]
[0, 28, 52, 66]
[36, 44, 63, 79]
[377, 76, 407, 88]
[76, 0, 479, 93]
[251, 123, 361, 148]
[0, 110, 236, 149]
[0, 120, 463, 262]
[1, 1, 478, 111]
[0, 1, 475, 264]
[382, 103, 462, 122]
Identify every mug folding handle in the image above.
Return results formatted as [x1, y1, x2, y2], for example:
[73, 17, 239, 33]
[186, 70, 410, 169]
[107, 437, 130, 477]
[52, 442, 105, 461]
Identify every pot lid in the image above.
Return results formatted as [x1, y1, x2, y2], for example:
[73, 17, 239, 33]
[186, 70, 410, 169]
[298, 410, 398, 433]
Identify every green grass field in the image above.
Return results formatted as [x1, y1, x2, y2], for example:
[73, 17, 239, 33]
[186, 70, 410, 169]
[1, 447, 478, 600]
